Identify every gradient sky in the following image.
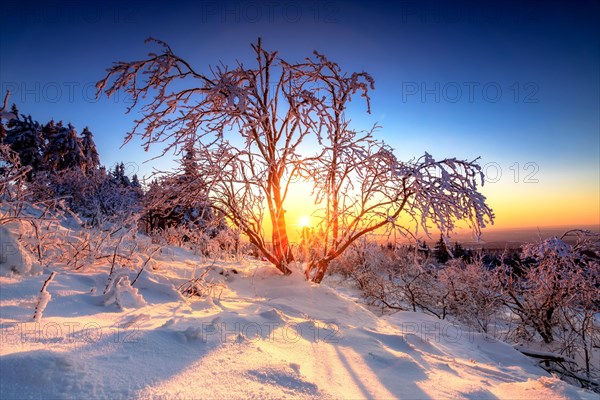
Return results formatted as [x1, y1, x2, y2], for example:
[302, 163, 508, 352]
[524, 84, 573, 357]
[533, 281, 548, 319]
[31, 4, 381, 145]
[1, 0, 598, 234]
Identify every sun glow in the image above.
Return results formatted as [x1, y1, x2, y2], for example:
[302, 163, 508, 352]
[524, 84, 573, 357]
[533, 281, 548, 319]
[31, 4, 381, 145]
[299, 216, 311, 227]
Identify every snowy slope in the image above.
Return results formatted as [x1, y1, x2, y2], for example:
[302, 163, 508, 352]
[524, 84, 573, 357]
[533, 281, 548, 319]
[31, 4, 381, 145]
[0, 244, 595, 399]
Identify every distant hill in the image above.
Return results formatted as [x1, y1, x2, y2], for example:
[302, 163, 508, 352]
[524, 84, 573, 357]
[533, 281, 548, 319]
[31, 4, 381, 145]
[454, 224, 600, 250]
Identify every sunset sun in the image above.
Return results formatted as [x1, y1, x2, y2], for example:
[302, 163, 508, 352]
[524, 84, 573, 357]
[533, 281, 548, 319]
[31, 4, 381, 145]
[299, 216, 311, 228]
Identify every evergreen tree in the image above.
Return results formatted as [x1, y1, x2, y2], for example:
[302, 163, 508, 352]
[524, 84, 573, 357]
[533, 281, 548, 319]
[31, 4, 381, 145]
[141, 142, 224, 237]
[80, 127, 100, 175]
[435, 235, 451, 264]
[111, 162, 131, 187]
[131, 174, 141, 188]
[5, 113, 45, 177]
[181, 140, 199, 180]
[61, 123, 85, 171]
[452, 242, 465, 259]
[43, 121, 85, 172]
[43, 120, 63, 171]
[10, 104, 18, 118]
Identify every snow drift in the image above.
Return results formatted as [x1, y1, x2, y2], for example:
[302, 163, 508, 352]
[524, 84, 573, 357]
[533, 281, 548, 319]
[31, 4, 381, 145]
[0, 242, 596, 399]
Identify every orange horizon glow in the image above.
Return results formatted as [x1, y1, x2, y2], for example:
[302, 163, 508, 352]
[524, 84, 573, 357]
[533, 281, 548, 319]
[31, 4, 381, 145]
[274, 173, 599, 243]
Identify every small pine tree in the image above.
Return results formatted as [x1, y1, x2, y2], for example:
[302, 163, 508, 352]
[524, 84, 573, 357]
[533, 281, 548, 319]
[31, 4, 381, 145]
[111, 162, 131, 187]
[43, 120, 62, 171]
[131, 174, 141, 188]
[61, 123, 85, 171]
[181, 140, 199, 179]
[80, 127, 100, 175]
[435, 235, 451, 264]
[141, 142, 224, 237]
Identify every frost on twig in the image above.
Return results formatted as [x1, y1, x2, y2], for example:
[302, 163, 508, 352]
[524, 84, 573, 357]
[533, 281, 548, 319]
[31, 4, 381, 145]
[178, 267, 225, 299]
[102, 275, 147, 309]
[32, 271, 56, 321]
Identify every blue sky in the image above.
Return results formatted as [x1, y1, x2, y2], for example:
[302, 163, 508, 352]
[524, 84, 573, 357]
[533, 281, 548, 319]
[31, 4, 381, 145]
[1, 0, 598, 229]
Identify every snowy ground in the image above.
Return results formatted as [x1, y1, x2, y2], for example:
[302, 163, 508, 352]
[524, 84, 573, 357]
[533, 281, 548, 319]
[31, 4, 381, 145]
[0, 242, 596, 399]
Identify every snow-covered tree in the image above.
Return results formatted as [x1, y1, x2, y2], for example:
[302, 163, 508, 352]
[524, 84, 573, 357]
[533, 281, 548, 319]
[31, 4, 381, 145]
[434, 235, 451, 264]
[98, 38, 325, 274]
[80, 127, 100, 175]
[142, 141, 225, 237]
[111, 162, 131, 187]
[43, 121, 85, 172]
[497, 230, 600, 344]
[5, 112, 45, 177]
[97, 38, 494, 280]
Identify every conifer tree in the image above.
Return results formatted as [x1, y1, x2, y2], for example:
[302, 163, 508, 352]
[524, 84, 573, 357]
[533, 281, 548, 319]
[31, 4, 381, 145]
[80, 127, 100, 174]
[61, 123, 85, 171]
[5, 112, 45, 177]
[435, 235, 451, 264]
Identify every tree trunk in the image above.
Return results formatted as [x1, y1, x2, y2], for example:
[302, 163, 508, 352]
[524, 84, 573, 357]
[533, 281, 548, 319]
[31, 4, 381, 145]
[308, 259, 329, 283]
[540, 307, 555, 343]
[271, 207, 293, 275]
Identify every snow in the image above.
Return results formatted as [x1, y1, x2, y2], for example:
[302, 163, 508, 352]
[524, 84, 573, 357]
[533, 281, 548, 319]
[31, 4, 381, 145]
[0, 226, 36, 276]
[102, 275, 147, 310]
[32, 291, 51, 322]
[0, 238, 596, 399]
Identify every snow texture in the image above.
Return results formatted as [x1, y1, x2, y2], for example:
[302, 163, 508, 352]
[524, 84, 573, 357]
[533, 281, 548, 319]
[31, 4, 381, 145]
[0, 225, 596, 399]
[0, 226, 34, 276]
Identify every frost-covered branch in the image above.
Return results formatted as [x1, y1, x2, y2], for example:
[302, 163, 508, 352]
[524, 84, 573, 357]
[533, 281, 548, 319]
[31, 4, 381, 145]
[32, 271, 56, 321]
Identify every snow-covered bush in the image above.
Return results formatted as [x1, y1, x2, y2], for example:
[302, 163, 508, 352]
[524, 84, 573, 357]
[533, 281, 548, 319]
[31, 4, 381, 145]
[178, 267, 225, 299]
[0, 225, 35, 276]
[441, 257, 502, 333]
[28, 166, 142, 224]
[0, 144, 31, 219]
[496, 232, 598, 345]
[103, 275, 147, 309]
[500, 231, 600, 385]
[331, 241, 449, 317]
[389, 255, 449, 318]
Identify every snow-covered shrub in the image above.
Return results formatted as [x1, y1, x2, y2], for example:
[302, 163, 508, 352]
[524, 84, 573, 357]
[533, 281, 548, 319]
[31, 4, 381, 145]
[178, 267, 225, 299]
[441, 257, 502, 333]
[102, 275, 147, 309]
[495, 231, 600, 388]
[331, 241, 449, 317]
[205, 228, 240, 261]
[0, 225, 34, 275]
[0, 143, 31, 219]
[390, 255, 450, 318]
[497, 234, 594, 344]
[328, 238, 389, 282]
